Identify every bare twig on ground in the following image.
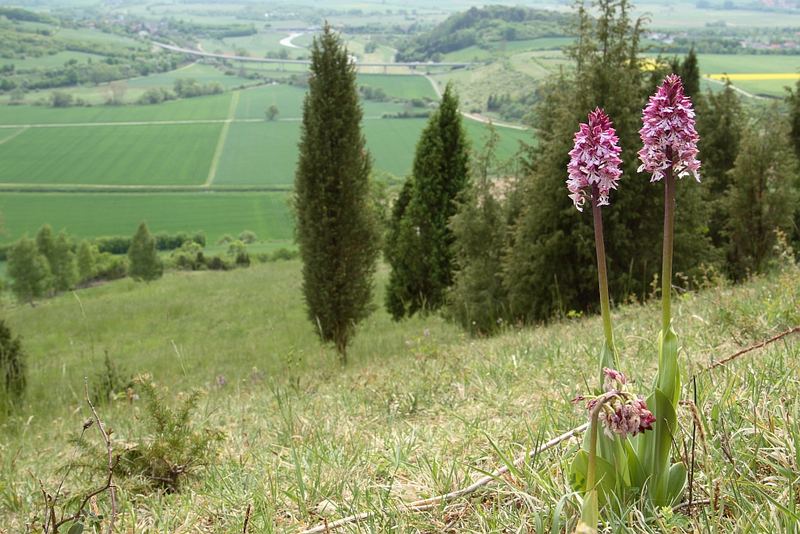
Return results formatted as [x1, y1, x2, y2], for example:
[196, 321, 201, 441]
[39, 381, 119, 533]
[243, 503, 252, 533]
[696, 326, 800, 376]
[299, 423, 590, 534]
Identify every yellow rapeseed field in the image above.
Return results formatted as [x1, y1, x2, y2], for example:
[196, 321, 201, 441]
[707, 73, 800, 80]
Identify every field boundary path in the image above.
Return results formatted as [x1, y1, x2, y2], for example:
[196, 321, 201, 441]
[0, 126, 29, 145]
[422, 74, 529, 131]
[205, 90, 240, 186]
[702, 76, 764, 100]
[153, 41, 473, 68]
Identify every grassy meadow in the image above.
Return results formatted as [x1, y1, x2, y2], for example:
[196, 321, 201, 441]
[0, 256, 798, 532]
[0, 192, 293, 245]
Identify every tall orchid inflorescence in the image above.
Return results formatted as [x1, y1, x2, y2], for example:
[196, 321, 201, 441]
[638, 74, 701, 183]
[567, 107, 624, 211]
[566, 108, 621, 375]
[569, 75, 699, 533]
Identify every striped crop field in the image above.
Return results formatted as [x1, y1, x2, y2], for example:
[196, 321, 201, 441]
[707, 73, 800, 81]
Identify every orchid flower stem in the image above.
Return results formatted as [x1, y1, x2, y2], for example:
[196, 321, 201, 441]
[661, 162, 676, 333]
[591, 187, 615, 352]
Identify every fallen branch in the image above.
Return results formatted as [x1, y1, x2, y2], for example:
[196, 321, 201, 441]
[49, 381, 118, 533]
[299, 423, 590, 534]
[298, 325, 800, 533]
[696, 325, 800, 376]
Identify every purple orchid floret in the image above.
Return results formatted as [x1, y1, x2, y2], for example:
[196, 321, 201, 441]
[598, 397, 655, 439]
[637, 74, 701, 183]
[567, 107, 623, 211]
[577, 368, 656, 439]
[602, 367, 626, 391]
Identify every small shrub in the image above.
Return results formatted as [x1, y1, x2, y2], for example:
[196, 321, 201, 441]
[204, 255, 230, 270]
[170, 242, 204, 271]
[227, 240, 250, 266]
[94, 253, 128, 281]
[0, 320, 26, 410]
[238, 230, 258, 244]
[270, 248, 299, 261]
[90, 352, 133, 405]
[216, 234, 234, 246]
[114, 377, 224, 492]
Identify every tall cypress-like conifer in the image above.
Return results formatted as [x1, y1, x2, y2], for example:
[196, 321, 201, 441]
[385, 83, 470, 317]
[294, 24, 379, 362]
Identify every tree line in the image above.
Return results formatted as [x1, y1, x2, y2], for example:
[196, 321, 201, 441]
[294, 8, 800, 359]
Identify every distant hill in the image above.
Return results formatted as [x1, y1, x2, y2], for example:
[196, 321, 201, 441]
[395, 6, 573, 62]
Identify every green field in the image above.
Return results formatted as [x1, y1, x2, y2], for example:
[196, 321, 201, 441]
[0, 192, 292, 244]
[8, 50, 105, 71]
[0, 123, 221, 186]
[357, 74, 439, 100]
[213, 121, 301, 186]
[0, 93, 233, 125]
[651, 53, 800, 97]
[234, 84, 307, 120]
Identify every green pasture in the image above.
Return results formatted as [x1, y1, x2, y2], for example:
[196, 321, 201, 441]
[213, 121, 301, 186]
[125, 62, 253, 91]
[233, 83, 407, 121]
[7, 51, 104, 71]
[0, 191, 292, 244]
[682, 53, 800, 97]
[234, 84, 307, 120]
[0, 93, 233, 125]
[0, 123, 220, 186]
[357, 73, 439, 100]
[53, 27, 145, 49]
[214, 117, 528, 186]
[198, 31, 310, 59]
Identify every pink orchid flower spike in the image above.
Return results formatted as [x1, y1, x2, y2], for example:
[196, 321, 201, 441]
[567, 107, 623, 211]
[638, 74, 701, 183]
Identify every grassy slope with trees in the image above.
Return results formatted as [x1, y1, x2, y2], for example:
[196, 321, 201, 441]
[0, 259, 798, 531]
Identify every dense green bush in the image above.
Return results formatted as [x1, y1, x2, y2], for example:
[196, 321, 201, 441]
[114, 377, 224, 492]
[0, 320, 26, 410]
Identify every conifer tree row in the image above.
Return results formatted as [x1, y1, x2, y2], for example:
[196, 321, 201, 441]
[385, 83, 470, 319]
[503, 0, 713, 323]
[294, 24, 379, 362]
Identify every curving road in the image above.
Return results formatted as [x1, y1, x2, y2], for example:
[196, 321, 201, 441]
[152, 41, 473, 68]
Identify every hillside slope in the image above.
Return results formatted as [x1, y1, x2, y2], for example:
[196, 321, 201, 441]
[1, 262, 799, 531]
[396, 6, 573, 62]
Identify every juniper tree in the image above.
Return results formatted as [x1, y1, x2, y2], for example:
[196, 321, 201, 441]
[697, 79, 743, 248]
[446, 127, 509, 335]
[7, 237, 51, 304]
[128, 222, 163, 282]
[384, 179, 421, 319]
[725, 109, 798, 278]
[503, 0, 713, 322]
[0, 320, 26, 409]
[294, 24, 379, 362]
[385, 83, 470, 317]
[787, 76, 800, 160]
